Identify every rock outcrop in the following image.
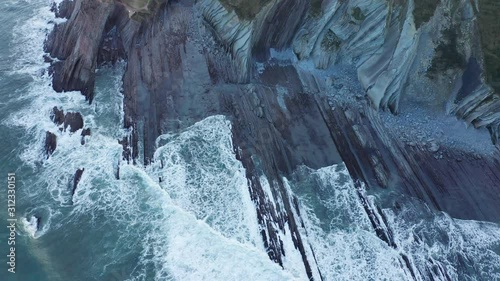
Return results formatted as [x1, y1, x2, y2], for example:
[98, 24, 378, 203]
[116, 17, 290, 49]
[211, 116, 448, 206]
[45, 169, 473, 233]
[291, 0, 500, 143]
[72, 168, 85, 199]
[44, 0, 500, 279]
[44, 131, 57, 158]
[50, 106, 85, 133]
[45, 0, 120, 102]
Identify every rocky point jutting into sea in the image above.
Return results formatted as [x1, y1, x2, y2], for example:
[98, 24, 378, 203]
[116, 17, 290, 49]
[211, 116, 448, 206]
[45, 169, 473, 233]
[37, 0, 500, 279]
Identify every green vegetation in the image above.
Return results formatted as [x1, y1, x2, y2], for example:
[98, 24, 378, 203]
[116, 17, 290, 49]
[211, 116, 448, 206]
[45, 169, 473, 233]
[413, 0, 440, 29]
[477, 0, 500, 93]
[309, 0, 323, 18]
[218, 0, 272, 20]
[351, 7, 366, 21]
[320, 29, 341, 52]
[428, 27, 466, 77]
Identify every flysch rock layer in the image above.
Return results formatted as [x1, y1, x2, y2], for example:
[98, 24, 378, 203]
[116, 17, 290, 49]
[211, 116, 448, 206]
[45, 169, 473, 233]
[292, 0, 500, 143]
[45, 0, 500, 280]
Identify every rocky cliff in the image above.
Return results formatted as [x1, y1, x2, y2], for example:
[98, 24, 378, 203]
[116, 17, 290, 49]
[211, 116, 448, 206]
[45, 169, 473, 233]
[44, 0, 500, 280]
[45, 0, 500, 140]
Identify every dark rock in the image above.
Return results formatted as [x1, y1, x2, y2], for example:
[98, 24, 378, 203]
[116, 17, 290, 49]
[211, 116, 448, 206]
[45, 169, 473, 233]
[455, 57, 482, 104]
[64, 112, 84, 133]
[46, 60, 60, 80]
[44, 131, 57, 158]
[252, 0, 308, 60]
[51, 0, 76, 19]
[71, 168, 85, 199]
[31, 215, 42, 231]
[45, 0, 118, 103]
[116, 165, 120, 180]
[118, 137, 134, 163]
[50, 106, 65, 125]
[43, 54, 53, 63]
[97, 27, 127, 65]
[81, 128, 91, 144]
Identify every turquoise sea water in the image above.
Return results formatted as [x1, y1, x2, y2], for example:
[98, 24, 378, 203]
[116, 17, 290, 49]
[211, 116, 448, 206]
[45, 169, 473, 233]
[0, 1, 48, 280]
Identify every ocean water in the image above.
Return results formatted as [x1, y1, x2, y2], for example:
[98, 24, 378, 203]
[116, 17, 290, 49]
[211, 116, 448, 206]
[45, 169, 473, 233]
[0, 1, 499, 281]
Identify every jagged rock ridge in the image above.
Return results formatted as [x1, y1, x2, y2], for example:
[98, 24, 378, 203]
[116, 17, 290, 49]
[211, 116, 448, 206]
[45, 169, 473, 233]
[44, 0, 500, 280]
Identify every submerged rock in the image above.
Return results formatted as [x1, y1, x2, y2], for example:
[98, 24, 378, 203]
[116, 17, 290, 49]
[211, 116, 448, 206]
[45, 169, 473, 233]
[50, 0, 76, 19]
[34, 216, 41, 231]
[97, 26, 126, 65]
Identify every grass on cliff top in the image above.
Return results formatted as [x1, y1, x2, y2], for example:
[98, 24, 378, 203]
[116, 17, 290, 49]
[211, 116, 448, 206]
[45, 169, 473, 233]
[351, 7, 366, 21]
[218, 0, 272, 20]
[309, 0, 323, 18]
[413, 0, 440, 29]
[477, 0, 500, 93]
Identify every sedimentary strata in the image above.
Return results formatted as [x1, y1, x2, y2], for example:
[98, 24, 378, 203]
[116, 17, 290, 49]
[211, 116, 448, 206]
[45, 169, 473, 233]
[44, 0, 500, 279]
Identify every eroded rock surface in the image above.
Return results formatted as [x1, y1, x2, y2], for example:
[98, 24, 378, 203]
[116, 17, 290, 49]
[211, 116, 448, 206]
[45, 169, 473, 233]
[45, 0, 119, 102]
[44, 0, 500, 279]
[289, 0, 500, 142]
